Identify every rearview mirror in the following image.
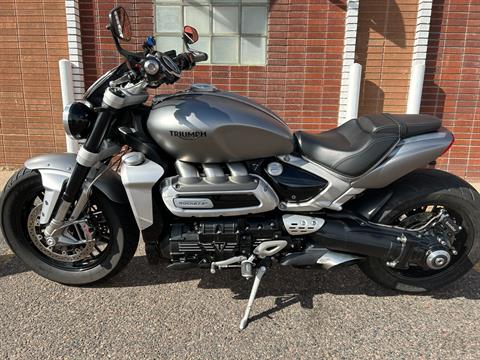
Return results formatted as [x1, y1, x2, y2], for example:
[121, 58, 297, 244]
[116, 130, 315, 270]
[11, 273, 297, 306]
[183, 26, 199, 45]
[109, 6, 132, 42]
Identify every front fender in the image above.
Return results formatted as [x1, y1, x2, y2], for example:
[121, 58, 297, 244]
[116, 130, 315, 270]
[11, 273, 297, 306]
[25, 153, 129, 223]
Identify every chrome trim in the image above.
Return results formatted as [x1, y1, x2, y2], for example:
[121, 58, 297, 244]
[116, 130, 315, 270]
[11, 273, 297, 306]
[161, 175, 279, 218]
[317, 251, 364, 270]
[173, 198, 214, 209]
[62, 102, 74, 139]
[227, 163, 250, 183]
[282, 215, 325, 235]
[253, 240, 288, 258]
[122, 152, 145, 166]
[267, 162, 283, 176]
[202, 164, 225, 183]
[175, 160, 199, 179]
[102, 81, 149, 109]
[227, 163, 248, 177]
[426, 250, 451, 270]
[76, 147, 99, 167]
[144, 58, 160, 75]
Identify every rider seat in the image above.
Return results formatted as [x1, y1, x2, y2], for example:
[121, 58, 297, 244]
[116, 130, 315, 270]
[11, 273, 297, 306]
[294, 113, 441, 177]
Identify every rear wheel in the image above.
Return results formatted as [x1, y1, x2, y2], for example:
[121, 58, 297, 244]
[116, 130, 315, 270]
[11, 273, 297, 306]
[359, 169, 480, 292]
[0, 168, 139, 285]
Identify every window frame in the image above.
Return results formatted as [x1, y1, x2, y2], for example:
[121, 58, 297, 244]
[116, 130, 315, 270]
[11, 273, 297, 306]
[154, 0, 269, 66]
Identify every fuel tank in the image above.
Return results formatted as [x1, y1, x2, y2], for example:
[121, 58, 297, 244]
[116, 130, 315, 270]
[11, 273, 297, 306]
[147, 85, 294, 163]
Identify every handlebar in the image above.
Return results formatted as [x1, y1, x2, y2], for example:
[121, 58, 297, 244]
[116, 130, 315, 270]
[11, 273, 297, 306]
[110, 41, 209, 89]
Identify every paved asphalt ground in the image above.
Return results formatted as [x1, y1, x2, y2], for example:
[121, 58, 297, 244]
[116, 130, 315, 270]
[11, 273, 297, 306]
[1, 173, 480, 359]
[1, 238, 480, 359]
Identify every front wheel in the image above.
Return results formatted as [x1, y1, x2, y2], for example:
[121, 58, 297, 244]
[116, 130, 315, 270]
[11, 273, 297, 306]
[0, 168, 139, 285]
[359, 169, 480, 292]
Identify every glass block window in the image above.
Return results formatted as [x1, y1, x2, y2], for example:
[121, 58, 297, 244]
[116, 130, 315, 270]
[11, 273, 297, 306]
[155, 1, 269, 65]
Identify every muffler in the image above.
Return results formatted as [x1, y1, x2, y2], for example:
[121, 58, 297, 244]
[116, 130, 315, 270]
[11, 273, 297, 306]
[310, 216, 406, 261]
[280, 215, 439, 270]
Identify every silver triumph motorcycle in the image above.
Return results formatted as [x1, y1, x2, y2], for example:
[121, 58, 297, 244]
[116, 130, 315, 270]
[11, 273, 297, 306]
[2, 7, 479, 329]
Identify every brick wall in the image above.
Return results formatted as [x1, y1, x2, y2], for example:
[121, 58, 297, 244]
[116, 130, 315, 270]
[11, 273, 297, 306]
[422, 0, 480, 180]
[0, 0, 69, 167]
[356, 0, 419, 115]
[80, 0, 153, 87]
[2, 0, 480, 181]
[81, 0, 345, 132]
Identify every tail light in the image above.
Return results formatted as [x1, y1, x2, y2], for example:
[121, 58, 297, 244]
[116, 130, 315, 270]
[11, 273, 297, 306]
[440, 133, 455, 157]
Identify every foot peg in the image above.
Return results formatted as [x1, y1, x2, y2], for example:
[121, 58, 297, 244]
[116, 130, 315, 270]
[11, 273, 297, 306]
[210, 256, 247, 274]
[239, 265, 267, 330]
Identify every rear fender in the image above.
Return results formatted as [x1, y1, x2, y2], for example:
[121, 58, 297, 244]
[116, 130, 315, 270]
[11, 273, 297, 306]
[352, 129, 454, 189]
[25, 153, 129, 224]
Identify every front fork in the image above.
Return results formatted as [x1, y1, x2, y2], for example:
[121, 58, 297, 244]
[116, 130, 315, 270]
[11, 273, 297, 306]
[44, 109, 114, 240]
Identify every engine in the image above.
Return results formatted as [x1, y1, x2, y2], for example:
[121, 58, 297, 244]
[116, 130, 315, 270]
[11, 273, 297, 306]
[166, 217, 293, 265]
[161, 160, 328, 218]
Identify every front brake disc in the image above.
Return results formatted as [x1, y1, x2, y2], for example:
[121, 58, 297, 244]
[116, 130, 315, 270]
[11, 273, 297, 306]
[27, 205, 95, 262]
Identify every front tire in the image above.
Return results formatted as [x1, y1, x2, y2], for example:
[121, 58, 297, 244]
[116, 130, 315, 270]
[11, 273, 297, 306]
[359, 169, 480, 292]
[0, 168, 139, 285]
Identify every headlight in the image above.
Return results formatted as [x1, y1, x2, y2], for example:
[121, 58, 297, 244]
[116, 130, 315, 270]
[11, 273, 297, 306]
[63, 102, 95, 140]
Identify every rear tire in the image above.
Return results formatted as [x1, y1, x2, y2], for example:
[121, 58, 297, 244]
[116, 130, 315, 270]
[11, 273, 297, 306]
[359, 169, 480, 292]
[0, 168, 139, 285]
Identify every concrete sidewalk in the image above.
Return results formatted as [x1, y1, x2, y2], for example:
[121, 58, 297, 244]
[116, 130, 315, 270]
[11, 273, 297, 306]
[0, 169, 14, 190]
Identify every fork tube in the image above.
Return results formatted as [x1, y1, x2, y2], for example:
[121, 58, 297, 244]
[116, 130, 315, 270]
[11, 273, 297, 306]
[62, 110, 113, 202]
[45, 109, 114, 236]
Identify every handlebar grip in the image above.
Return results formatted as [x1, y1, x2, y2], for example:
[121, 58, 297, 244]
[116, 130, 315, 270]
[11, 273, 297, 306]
[192, 51, 208, 63]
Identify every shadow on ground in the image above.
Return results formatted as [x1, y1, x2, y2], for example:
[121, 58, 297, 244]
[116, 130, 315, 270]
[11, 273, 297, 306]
[2, 253, 480, 326]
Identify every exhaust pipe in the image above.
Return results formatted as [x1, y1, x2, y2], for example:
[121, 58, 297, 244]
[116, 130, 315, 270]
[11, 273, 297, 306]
[309, 216, 406, 261]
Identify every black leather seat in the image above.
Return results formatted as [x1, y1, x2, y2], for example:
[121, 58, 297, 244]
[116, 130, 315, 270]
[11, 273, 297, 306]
[295, 113, 441, 177]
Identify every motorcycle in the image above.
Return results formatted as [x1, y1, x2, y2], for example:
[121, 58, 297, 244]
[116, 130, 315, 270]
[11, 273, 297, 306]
[1, 7, 479, 330]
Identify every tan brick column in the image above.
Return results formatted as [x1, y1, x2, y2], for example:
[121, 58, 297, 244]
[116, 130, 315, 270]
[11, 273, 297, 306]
[0, 0, 69, 167]
[356, 0, 419, 115]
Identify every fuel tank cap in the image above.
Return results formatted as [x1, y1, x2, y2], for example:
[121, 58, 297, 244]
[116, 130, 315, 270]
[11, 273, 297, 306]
[190, 83, 218, 92]
[267, 162, 284, 176]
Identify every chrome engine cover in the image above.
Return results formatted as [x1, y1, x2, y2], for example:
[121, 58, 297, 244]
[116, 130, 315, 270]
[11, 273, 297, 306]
[161, 162, 279, 217]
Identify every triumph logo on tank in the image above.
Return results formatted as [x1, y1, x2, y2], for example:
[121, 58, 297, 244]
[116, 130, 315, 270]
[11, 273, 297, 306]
[169, 130, 207, 140]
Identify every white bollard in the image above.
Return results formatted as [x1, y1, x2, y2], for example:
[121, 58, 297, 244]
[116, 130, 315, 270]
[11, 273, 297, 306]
[59, 59, 79, 153]
[346, 63, 362, 121]
[406, 62, 426, 114]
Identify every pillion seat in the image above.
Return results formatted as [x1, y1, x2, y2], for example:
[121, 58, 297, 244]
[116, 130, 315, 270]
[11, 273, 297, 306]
[294, 113, 442, 177]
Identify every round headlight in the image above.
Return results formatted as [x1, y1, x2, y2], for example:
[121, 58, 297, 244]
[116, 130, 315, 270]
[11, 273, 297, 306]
[63, 102, 95, 140]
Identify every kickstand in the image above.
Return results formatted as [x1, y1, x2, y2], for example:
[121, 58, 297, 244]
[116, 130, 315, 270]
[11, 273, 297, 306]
[239, 265, 267, 330]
